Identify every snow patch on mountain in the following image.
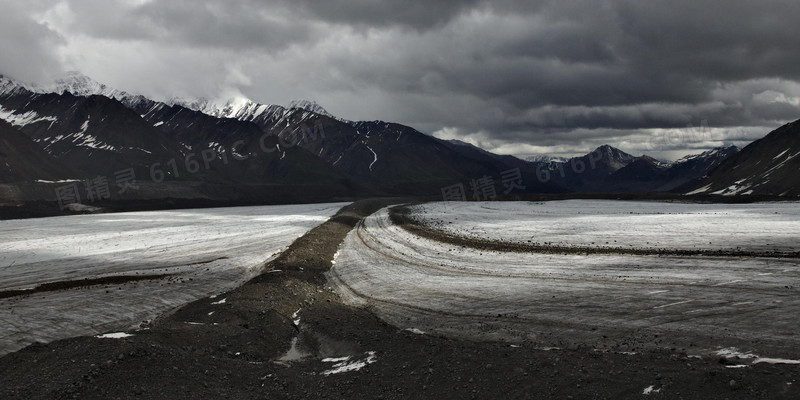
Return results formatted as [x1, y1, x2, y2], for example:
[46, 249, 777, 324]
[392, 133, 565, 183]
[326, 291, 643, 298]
[0, 105, 58, 128]
[0, 75, 29, 97]
[525, 155, 568, 164]
[674, 146, 740, 165]
[288, 99, 336, 119]
[364, 142, 378, 171]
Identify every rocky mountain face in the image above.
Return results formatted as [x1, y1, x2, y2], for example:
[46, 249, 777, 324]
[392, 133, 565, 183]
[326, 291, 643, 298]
[0, 77, 182, 178]
[659, 146, 740, 192]
[686, 119, 800, 196]
[0, 119, 80, 183]
[0, 74, 364, 204]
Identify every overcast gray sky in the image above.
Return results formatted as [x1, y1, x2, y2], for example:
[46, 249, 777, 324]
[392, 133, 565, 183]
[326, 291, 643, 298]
[2, 0, 799, 160]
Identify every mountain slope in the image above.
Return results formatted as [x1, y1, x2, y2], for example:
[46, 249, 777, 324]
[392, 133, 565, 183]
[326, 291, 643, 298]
[687, 119, 800, 196]
[0, 88, 184, 177]
[660, 146, 739, 192]
[0, 119, 81, 183]
[599, 147, 741, 193]
[281, 117, 565, 194]
[143, 102, 357, 185]
[600, 155, 669, 192]
[34, 72, 569, 194]
[33, 73, 364, 182]
[438, 138, 566, 194]
[3, 75, 342, 186]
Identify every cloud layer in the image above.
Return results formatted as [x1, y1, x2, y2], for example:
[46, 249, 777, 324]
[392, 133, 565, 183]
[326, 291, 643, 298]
[2, 0, 799, 159]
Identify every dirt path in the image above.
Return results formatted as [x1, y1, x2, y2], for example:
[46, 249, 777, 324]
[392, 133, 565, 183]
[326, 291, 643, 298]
[1, 199, 798, 399]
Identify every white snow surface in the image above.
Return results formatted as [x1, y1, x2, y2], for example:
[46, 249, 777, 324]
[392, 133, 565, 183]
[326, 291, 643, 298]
[685, 184, 712, 195]
[642, 385, 661, 395]
[34, 179, 80, 184]
[321, 351, 377, 375]
[0, 203, 347, 356]
[327, 202, 800, 355]
[716, 347, 800, 366]
[408, 200, 800, 253]
[364, 143, 378, 171]
[0, 105, 58, 128]
[95, 332, 133, 339]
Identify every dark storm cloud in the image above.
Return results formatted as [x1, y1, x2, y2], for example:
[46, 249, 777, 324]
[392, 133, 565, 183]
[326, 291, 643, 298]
[4, 0, 800, 159]
[132, 0, 320, 50]
[52, 0, 319, 51]
[279, 0, 483, 30]
[0, 2, 64, 82]
[614, 1, 800, 82]
[335, 0, 800, 108]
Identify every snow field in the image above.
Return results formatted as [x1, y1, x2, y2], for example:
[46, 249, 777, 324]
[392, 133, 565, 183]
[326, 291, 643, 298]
[328, 202, 800, 358]
[0, 203, 347, 355]
[408, 200, 800, 253]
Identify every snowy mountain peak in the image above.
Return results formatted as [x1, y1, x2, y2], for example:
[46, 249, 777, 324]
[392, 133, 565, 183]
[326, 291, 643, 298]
[594, 144, 635, 160]
[168, 96, 219, 115]
[218, 97, 266, 119]
[589, 145, 637, 167]
[175, 96, 337, 121]
[169, 96, 289, 125]
[20, 71, 151, 112]
[288, 99, 336, 119]
[9, 70, 345, 127]
[43, 71, 124, 99]
[675, 145, 740, 164]
[0, 74, 27, 97]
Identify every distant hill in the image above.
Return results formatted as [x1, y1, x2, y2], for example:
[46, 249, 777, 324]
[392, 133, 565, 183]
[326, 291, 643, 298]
[524, 144, 739, 193]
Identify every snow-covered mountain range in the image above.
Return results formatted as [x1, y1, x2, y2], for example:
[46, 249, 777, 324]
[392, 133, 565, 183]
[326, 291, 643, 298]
[33, 71, 344, 124]
[1, 71, 796, 202]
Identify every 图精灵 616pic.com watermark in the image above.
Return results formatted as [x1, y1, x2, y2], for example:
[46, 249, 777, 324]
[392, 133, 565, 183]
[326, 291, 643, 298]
[54, 121, 325, 209]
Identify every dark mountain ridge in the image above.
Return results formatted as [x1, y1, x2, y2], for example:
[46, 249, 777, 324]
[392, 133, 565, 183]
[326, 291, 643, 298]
[2, 72, 795, 207]
[686, 118, 800, 196]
